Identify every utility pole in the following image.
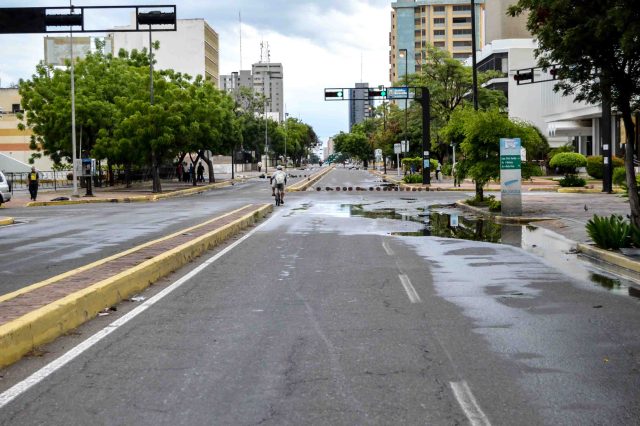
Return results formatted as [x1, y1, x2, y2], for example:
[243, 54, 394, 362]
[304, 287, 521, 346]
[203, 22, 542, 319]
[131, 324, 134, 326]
[70, 1, 78, 197]
[470, 0, 479, 111]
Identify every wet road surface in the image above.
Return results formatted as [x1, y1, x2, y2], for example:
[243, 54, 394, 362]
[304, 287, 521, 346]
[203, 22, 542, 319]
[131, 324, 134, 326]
[1, 168, 639, 425]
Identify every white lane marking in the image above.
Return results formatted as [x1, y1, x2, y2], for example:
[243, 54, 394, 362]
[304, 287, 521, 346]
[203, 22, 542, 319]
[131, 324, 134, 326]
[398, 274, 421, 303]
[382, 240, 394, 256]
[450, 381, 492, 426]
[0, 213, 275, 409]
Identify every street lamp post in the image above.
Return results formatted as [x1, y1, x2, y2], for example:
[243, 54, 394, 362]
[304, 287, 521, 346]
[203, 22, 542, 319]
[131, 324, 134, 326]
[470, 0, 479, 110]
[399, 49, 409, 154]
[284, 111, 289, 168]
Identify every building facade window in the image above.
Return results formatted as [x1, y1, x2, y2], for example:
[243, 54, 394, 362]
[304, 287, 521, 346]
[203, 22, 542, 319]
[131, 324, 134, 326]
[434, 30, 445, 36]
[453, 5, 471, 12]
[453, 40, 472, 46]
[433, 18, 445, 25]
[452, 17, 471, 24]
[453, 29, 472, 35]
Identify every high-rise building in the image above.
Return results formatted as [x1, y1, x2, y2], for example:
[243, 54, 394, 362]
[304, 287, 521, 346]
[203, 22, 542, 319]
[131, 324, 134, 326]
[484, 0, 530, 44]
[251, 62, 284, 122]
[390, 0, 485, 84]
[112, 18, 219, 86]
[219, 70, 252, 93]
[349, 83, 372, 130]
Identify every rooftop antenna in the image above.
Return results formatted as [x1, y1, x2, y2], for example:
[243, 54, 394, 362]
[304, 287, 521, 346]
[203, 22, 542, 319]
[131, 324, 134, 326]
[239, 11, 242, 70]
[360, 51, 363, 83]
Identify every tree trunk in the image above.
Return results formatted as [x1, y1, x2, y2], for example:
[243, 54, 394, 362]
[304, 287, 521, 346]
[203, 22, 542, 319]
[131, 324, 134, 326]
[151, 150, 162, 193]
[108, 160, 114, 187]
[621, 106, 640, 228]
[202, 155, 214, 183]
[475, 180, 484, 201]
[189, 152, 201, 187]
[125, 162, 132, 188]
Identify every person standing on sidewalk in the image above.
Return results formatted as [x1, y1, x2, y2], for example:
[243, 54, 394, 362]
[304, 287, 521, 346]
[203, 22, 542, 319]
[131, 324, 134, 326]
[197, 162, 205, 182]
[28, 166, 39, 201]
[435, 162, 441, 181]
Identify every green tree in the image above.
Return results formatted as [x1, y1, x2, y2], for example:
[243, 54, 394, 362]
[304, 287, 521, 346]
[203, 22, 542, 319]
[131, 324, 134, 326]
[442, 108, 544, 200]
[510, 0, 640, 226]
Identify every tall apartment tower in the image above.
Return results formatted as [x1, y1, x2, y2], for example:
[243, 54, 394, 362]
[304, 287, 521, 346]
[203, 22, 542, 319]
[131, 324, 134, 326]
[349, 83, 371, 130]
[252, 62, 284, 122]
[219, 70, 252, 93]
[112, 18, 219, 86]
[390, 0, 485, 84]
[484, 0, 530, 44]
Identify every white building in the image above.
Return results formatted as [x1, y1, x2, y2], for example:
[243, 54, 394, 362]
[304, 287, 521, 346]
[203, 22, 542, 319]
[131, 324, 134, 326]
[251, 62, 284, 122]
[112, 18, 219, 86]
[475, 38, 605, 152]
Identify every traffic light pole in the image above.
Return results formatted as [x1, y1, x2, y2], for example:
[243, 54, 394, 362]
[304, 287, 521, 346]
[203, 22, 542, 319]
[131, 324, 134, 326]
[418, 88, 431, 185]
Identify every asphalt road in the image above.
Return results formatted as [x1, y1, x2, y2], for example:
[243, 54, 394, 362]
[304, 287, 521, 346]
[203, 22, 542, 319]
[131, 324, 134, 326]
[1, 168, 639, 425]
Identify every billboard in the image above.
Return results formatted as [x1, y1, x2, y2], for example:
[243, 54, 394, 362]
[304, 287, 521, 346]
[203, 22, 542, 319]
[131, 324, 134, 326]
[44, 36, 113, 66]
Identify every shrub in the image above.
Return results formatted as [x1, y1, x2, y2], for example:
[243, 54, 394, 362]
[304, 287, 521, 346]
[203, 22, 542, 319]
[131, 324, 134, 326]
[403, 174, 422, 184]
[586, 214, 631, 250]
[487, 198, 501, 212]
[586, 156, 624, 179]
[442, 163, 452, 176]
[401, 157, 438, 173]
[521, 162, 543, 180]
[559, 175, 586, 187]
[549, 152, 587, 174]
[613, 167, 626, 186]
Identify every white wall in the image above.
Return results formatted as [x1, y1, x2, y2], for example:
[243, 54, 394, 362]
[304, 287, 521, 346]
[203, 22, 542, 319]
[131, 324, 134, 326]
[113, 20, 205, 80]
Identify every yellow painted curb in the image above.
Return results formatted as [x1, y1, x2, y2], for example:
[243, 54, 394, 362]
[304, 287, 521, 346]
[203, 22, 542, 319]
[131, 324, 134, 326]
[288, 166, 336, 192]
[26, 181, 234, 207]
[0, 204, 272, 368]
[0, 217, 14, 226]
[577, 243, 640, 274]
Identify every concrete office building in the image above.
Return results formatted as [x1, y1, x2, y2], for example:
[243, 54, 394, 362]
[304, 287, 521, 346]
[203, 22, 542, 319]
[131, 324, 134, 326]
[112, 18, 219, 86]
[219, 70, 252, 93]
[390, 0, 485, 84]
[484, 0, 530, 44]
[349, 83, 372, 130]
[251, 62, 284, 122]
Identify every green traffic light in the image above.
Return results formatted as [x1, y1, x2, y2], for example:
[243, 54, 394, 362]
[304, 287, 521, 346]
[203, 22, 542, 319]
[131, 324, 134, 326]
[380, 91, 387, 96]
[337, 91, 343, 97]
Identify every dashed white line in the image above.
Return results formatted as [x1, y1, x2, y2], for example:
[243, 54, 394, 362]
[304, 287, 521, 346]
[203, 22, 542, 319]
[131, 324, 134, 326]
[382, 240, 395, 256]
[450, 381, 492, 426]
[0, 213, 275, 410]
[398, 274, 421, 303]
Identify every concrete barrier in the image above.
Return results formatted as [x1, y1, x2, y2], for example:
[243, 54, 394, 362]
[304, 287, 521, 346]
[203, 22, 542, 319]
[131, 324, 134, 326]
[0, 204, 272, 368]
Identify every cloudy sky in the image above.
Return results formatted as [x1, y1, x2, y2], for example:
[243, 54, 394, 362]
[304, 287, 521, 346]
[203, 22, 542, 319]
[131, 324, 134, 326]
[0, 0, 392, 141]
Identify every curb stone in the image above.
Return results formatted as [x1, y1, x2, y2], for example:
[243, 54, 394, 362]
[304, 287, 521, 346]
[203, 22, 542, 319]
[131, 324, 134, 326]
[0, 203, 272, 368]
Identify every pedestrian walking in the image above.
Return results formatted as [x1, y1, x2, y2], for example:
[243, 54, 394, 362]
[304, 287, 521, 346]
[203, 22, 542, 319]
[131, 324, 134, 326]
[189, 163, 195, 183]
[257, 161, 262, 173]
[452, 163, 460, 187]
[176, 162, 183, 182]
[28, 166, 39, 201]
[435, 162, 441, 181]
[197, 162, 205, 182]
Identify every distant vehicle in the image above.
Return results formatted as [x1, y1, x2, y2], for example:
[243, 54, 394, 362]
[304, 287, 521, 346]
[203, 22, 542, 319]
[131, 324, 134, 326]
[0, 171, 11, 206]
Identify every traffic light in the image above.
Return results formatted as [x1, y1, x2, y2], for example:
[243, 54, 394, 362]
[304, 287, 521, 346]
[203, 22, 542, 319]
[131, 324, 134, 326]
[513, 70, 534, 84]
[549, 67, 559, 79]
[368, 88, 387, 98]
[325, 89, 344, 100]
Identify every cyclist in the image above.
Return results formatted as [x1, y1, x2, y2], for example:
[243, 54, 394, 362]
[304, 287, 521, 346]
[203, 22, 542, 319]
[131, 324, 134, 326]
[271, 165, 287, 204]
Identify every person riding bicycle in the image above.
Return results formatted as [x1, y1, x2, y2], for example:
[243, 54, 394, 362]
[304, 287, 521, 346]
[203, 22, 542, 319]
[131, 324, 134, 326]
[271, 165, 287, 204]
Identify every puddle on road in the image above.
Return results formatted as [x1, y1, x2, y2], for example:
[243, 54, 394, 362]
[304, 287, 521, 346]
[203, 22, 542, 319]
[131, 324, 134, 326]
[329, 202, 640, 300]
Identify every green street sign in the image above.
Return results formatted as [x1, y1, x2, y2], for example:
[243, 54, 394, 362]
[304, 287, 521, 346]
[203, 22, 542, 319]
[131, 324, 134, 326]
[500, 155, 521, 170]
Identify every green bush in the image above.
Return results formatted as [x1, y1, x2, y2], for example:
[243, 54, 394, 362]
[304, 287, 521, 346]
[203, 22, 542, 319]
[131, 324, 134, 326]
[442, 163, 452, 176]
[403, 174, 423, 184]
[487, 198, 501, 212]
[521, 162, 543, 180]
[586, 214, 631, 250]
[613, 167, 626, 186]
[547, 144, 574, 160]
[549, 152, 587, 174]
[559, 175, 586, 187]
[586, 156, 624, 179]
[401, 157, 438, 173]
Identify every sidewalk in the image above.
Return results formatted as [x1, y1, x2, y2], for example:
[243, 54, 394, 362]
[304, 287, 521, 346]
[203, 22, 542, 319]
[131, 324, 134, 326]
[4, 171, 264, 208]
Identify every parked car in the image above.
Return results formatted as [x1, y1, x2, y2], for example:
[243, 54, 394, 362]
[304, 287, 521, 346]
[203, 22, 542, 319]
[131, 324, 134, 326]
[0, 171, 11, 206]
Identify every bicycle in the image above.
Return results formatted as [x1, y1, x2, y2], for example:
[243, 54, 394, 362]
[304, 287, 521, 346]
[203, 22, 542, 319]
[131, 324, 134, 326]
[274, 185, 284, 206]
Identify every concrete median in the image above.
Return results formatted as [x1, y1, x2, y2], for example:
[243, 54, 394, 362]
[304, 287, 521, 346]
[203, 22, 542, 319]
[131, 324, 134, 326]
[0, 203, 272, 368]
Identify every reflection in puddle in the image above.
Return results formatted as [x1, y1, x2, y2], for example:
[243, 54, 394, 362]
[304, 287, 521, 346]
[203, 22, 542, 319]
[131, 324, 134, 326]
[335, 202, 640, 300]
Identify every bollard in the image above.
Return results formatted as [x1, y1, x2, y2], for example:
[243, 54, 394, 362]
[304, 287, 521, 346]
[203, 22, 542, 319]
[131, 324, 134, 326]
[369, 187, 374, 191]
[348, 187, 353, 191]
[376, 187, 381, 191]
[336, 187, 341, 191]
[316, 187, 321, 191]
[342, 187, 347, 191]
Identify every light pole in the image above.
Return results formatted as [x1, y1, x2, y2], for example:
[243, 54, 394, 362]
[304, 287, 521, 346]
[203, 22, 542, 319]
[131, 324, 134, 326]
[399, 48, 409, 169]
[69, 1, 78, 197]
[470, 0, 479, 110]
[284, 111, 289, 168]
